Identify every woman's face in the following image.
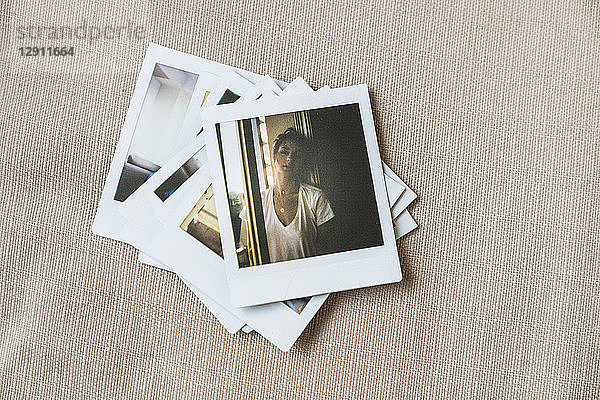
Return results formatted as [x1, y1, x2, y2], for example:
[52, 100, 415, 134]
[274, 139, 303, 178]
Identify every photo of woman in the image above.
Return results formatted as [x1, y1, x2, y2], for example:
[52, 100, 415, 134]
[239, 128, 335, 264]
[218, 103, 384, 269]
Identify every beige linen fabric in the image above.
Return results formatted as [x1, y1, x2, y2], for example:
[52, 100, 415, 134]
[1, 0, 599, 398]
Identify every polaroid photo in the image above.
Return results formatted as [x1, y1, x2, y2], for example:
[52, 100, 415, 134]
[203, 84, 401, 306]
[92, 43, 266, 243]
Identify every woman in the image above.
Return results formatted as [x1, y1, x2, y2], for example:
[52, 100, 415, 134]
[240, 128, 335, 263]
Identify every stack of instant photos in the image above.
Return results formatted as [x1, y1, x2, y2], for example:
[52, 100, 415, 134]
[93, 44, 418, 351]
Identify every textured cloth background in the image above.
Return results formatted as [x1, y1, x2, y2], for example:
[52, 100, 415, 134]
[1, 0, 599, 398]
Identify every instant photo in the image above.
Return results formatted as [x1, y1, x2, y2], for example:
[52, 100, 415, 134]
[204, 85, 401, 305]
[218, 103, 384, 268]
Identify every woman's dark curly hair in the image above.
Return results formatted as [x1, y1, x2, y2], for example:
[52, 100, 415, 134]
[272, 127, 312, 181]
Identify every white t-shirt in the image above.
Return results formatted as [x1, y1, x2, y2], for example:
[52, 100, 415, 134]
[240, 184, 334, 263]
